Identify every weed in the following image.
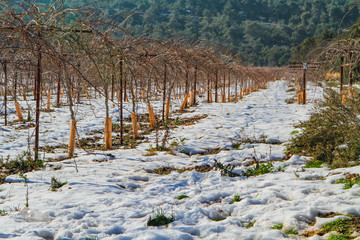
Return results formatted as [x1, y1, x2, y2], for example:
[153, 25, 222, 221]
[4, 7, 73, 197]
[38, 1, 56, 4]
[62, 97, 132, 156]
[272, 224, 283, 230]
[147, 209, 175, 227]
[285, 228, 298, 235]
[19, 173, 29, 207]
[322, 218, 351, 233]
[288, 89, 360, 168]
[328, 233, 354, 240]
[0, 151, 44, 175]
[50, 177, 67, 191]
[0, 209, 7, 216]
[290, 130, 299, 135]
[246, 220, 256, 229]
[243, 162, 274, 177]
[214, 160, 240, 177]
[317, 216, 360, 239]
[174, 117, 181, 125]
[177, 195, 189, 200]
[230, 194, 241, 204]
[294, 171, 300, 178]
[305, 160, 323, 168]
[335, 174, 360, 189]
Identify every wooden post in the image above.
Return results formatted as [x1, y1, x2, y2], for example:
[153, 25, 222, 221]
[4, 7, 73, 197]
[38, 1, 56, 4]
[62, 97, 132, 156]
[119, 58, 124, 145]
[340, 56, 344, 93]
[228, 72, 231, 102]
[234, 78, 238, 101]
[215, 70, 218, 102]
[193, 64, 197, 105]
[2, 61, 8, 126]
[162, 63, 167, 122]
[131, 112, 138, 139]
[56, 70, 61, 107]
[302, 64, 306, 105]
[189, 90, 195, 107]
[34, 39, 42, 161]
[68, 119, 77, 157]
[111, 70, 115, 102]
[349, 52, 353, 87]
[207, 72, 211, 102]
[104, 117, 112, 150]
[23, 88, 26, 101]
[148, 105, 156, 128]
[180, 94, 189, 111]
[165, 98, 171, 119]
[15, 102, 23, 122]
[47, 88, 51, 111]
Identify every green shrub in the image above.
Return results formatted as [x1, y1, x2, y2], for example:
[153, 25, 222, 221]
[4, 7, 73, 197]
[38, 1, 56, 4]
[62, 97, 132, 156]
[272, 224, 283, 230]
[0, 151, 44, 175]
[285, 228, 298, 235]
[147, 209, 175, 227]
[335, 177, 360, 189]
[246, 220, 256, 229]
[288, 89, 360, 168]
[214, 160, 240, 177]
[176, 195, 189, 200]
[230, 194, 241, 204]
[50, 177, 67, 191]
[243, 162, 274, 177]
[0, 209, 7, 216]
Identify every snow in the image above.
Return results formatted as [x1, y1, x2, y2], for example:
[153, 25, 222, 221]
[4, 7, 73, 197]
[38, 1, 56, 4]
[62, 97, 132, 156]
[0, 79, 357, 239]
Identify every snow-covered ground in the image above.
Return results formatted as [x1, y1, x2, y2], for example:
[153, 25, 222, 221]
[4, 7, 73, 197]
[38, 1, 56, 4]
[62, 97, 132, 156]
[0, 80, 358, 240]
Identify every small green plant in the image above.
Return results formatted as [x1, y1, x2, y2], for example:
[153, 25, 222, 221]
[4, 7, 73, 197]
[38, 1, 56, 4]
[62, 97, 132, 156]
[322, 218, 351, 233]
[174, 117, 181, 125]
[285, 228, 298, 235]
[272, 224, 283, 230]
[243, 162, 274, 177]
[230, 194, 241, 204]
[19, 173, 29, 208]
[335, 177, 360, 190]
[290, 130, 299, 135]
[320, 216, 359, 239]
[288, 89, 360, 168]
[246, 220, 256, 229]
[50, 177, 67, 191]
[214, 160, 240, 177]
[305, 160, 323, 168]
[328, 233, 352, 240]
[0, 151, 44, 176]
[147, 209, 175, 227]
[176, 195, 189, 200]
[0, 209, 7, 216]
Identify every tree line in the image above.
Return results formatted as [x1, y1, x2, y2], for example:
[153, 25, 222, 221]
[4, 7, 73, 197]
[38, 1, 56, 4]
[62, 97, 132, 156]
[60, 0, 360, 66]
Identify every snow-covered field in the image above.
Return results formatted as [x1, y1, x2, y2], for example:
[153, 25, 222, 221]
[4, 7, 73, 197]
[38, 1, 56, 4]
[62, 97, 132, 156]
[0, 80, 358, 240]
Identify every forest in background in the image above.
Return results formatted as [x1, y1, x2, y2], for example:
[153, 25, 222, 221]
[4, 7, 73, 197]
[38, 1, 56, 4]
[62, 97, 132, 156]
[37, 0, 360, 66]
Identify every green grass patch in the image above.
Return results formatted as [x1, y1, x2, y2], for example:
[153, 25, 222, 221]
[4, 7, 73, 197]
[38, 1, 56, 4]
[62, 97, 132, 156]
[290, 130, 299, 135]
[305, 160, 323, 168]
[285, 228, 298, 235]
[287, 88, 360, 168]
[246, 220, 256, 229]
[50, 177, 67, 191]
[243, 162, 274, 177]
[230, 194, 241, 204]
[0, 209, 7, 216]
[272, 224, 283, 230]
[147, 209, 175, 227]
[176, 195, 189, 200]
[214, 160, 240, 177]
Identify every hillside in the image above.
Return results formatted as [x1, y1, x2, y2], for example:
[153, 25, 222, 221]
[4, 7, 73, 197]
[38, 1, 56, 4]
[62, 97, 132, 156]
[59, 0, 360, 66]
